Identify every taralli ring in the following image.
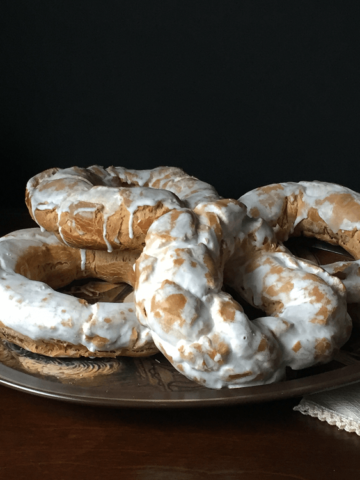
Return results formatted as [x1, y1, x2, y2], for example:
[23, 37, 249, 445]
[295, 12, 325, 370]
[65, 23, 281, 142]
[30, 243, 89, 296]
[3, 171, 352, 390]
[26, 166, 219, 252]
[0, 228, 157, 357]
[240, 181, 360, 303]
[135, 196, 350, 389]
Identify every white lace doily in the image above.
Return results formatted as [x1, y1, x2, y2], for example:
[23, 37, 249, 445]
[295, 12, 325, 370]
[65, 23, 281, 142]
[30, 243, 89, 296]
[294, 382, 360, 435]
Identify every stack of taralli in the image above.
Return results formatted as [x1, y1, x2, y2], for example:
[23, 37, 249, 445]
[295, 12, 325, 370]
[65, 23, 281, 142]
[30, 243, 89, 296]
[0, 169, 356, 389]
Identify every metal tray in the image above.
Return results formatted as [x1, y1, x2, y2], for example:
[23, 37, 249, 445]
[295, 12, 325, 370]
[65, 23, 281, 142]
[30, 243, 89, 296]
[1, 237, 360, 408]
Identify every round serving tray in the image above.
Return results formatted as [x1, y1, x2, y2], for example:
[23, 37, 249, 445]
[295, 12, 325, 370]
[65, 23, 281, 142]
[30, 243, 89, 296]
[1, 237, 360, 408]
[1, 341, 360, 408]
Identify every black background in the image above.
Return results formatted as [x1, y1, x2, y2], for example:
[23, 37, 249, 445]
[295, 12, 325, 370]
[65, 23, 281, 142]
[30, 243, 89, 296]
[1, 1, 359, 208]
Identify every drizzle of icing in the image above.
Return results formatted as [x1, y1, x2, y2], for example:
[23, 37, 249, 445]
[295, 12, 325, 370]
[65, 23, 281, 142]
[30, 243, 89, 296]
[26, 166, 220, 251]
[80, 249, 86, 271]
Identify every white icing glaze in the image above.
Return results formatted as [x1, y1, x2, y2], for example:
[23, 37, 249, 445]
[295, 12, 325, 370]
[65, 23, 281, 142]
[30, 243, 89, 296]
[0, 228, 154, 354]
[240, 181, 360, 303]
[108, 166, 220, 209]
[226, 247, 350, 369]
[58, 225, 71, 247]
[80, 249, 86, 271]
[26, 166, 219, 251]
[240, 181, 360, 236]
[135, 199, 349, 389]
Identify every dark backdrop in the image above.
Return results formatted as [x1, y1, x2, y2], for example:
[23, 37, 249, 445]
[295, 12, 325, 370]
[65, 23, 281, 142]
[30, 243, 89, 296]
[1, 1, 359, 208]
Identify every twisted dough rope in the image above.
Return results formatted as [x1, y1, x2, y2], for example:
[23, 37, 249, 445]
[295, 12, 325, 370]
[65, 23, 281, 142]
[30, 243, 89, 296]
[26, 166, 219, 252]
[135, 198, 350, 389]
[240, 181, 360, 304]
[0, 228, 156, 357]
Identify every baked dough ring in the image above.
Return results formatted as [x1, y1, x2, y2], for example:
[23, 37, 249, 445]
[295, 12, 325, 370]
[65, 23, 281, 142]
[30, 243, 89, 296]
[135, 199, 350, 389]
[26, 166, 219, 252]
[240, 181, 360, 303]
[0, 228, 157, 357]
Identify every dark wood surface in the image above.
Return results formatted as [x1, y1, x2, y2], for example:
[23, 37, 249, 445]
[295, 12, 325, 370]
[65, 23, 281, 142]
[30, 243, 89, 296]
[1, 210, 360, 480]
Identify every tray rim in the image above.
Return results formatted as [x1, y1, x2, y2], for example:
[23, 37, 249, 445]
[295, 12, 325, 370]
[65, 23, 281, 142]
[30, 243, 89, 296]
[1, 355, 360, 408]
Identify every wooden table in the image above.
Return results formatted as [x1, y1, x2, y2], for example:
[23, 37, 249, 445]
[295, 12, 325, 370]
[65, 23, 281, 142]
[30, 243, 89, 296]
[1, 210, 359, 480]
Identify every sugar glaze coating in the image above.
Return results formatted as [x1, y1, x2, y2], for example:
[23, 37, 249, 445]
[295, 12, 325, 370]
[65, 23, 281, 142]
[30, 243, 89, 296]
[240, 181, 360, 303]
[135, 199, 350, 389]
[15, 173, 352, 388]
[0, 228, 156, 357]
[26, 166, 219, 252]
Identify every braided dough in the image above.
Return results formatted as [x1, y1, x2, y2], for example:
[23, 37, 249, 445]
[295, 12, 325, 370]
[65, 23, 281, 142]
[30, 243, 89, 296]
[26, 166, 219, 252]
[240, 181, 360, 303]
[0, 228, 157, 357]
[135, 198, 350, 388]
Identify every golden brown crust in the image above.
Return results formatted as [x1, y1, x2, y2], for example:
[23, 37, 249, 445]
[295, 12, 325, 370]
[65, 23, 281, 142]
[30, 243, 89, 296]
[14, 242, 141, 289]
[0, 325, 158, 358]
[55, 201, 173, 251]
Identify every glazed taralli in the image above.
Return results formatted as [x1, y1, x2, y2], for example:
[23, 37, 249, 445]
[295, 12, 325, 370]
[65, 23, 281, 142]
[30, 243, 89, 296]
[0, 172, 353, 389]
[0, 228, 156, 357]
[26, 166, 219, 252]
[135, 199, 350, 388]
[240, 181, 360, 304]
